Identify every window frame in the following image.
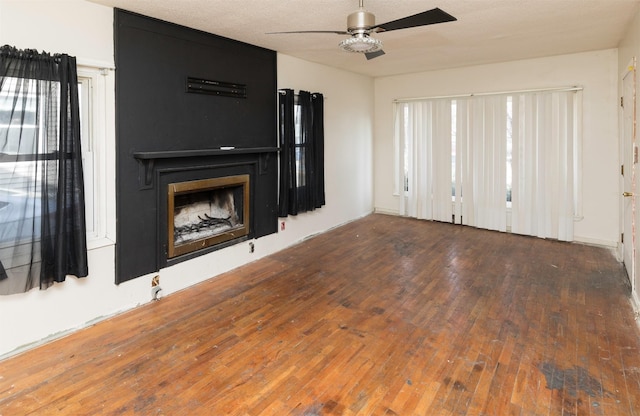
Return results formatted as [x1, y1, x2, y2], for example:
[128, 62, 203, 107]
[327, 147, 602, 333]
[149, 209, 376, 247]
[0, 64, 116, 270]
[77, 65, 115, 250]
[395, 88, 583, 227]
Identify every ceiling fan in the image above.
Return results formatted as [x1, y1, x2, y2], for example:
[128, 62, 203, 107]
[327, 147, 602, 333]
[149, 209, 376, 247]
[267, 0, 456, 60]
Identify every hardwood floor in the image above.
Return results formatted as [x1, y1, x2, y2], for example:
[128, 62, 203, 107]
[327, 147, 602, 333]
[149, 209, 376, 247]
[1, 213, 640, 415]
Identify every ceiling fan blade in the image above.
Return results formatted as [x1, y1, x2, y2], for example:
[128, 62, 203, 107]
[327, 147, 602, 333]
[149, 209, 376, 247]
[372, 8, 456, 32]
[365, 50, 385, 60]
[266, 30, 349, 35]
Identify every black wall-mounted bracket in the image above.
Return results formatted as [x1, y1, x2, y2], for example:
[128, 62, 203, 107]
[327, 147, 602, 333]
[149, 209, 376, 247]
[186, 77, 247, 98]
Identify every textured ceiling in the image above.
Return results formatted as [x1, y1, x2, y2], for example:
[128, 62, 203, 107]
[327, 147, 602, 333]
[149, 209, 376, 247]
[87, 0, 640, 77]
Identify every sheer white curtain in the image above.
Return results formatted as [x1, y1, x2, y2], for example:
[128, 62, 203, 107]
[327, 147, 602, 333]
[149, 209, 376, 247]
[510, 91, 580, 241]
[395, 100, 452, 222]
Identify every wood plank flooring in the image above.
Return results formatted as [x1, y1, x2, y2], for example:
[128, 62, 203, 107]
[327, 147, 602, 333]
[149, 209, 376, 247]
[1, 213, 640, 415]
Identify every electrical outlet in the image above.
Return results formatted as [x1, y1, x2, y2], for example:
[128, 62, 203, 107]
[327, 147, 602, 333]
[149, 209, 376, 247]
[151, 286, 162, 301]
[249, 242, 255, 253]
[151, 275, 162, 300]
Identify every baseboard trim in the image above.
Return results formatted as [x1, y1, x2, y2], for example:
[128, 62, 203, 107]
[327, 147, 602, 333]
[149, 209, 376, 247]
[631, 291, 640, 331]
[373, 207, 400, 216]
[573, 236, 618, 249]
[373, 209, 618, 249]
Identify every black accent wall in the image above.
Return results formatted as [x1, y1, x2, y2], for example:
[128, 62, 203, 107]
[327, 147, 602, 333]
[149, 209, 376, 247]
[114, 9, 278, 283]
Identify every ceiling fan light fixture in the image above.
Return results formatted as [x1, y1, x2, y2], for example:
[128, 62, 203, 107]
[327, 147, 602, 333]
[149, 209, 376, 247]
[339, 35, 382, 53]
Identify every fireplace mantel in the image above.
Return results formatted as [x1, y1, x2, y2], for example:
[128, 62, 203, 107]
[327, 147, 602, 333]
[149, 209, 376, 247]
[133, 147, 278, 160]
[133, 147, 278, 188]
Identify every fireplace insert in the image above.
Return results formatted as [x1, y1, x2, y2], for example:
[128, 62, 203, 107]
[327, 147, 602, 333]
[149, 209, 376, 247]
[167, 174, 250, 258]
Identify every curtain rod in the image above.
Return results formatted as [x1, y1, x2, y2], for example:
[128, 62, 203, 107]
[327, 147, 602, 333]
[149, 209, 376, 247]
[393, 86, 583, 103]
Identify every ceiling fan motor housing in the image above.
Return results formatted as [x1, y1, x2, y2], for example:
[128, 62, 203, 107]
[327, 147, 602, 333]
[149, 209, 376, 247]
[347, 8, 375, 34]
[341, 8, 382, 53]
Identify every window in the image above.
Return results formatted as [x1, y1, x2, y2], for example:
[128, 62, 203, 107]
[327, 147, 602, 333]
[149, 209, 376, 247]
[78, 76, 94, 237]
[0, 77, 48, 261]
[77, 66, 114, 248]
[0, 67, 112, 272]
[0, 67, 112, 254]
[0, 46, 90, 292]
[293, 96, 306, 189]
[395, 88, 581, 241]
[409, 99, 514, 204]
[278, 89, 325, 217]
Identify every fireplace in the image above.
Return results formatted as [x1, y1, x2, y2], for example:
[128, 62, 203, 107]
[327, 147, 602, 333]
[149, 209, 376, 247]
[115, 9, 278, 283]
[123, 148, 277, 283]
[167, 174, 250, 258]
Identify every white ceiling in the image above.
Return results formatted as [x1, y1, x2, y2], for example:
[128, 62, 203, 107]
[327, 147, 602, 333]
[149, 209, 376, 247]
[87, 0, 640, 78]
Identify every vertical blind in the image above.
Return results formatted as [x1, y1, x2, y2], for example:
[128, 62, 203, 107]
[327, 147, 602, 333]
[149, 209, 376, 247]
[395, 88, 582, 241]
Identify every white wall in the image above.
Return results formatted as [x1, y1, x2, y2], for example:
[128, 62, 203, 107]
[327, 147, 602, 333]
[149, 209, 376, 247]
[0, 0, 114, 65]
[374, 50, 620, 247]
[0, 0, 374, 357]
[618, 7, 640, 312]
[276, 53, 375, 236]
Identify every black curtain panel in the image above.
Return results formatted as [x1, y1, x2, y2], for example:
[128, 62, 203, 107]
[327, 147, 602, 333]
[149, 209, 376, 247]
[298, 90, 313, 211]
[278, 89, 296, 217]
[311, 92, 326, 209]
[0, 45, 88, 294]
[278, 89, 325, 217]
